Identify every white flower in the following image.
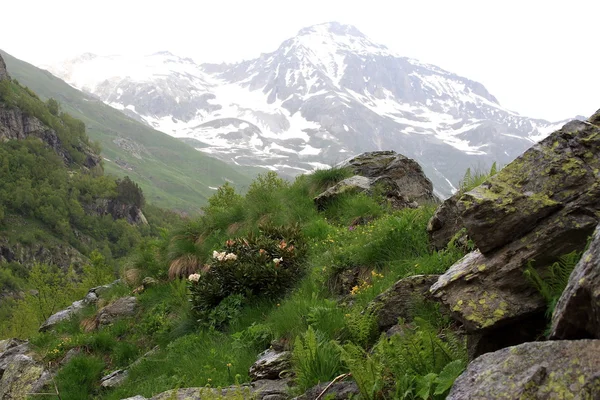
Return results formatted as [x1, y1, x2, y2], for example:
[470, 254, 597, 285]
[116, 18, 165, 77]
[213, 251, 226, 261]
[188, 273, 201, 282]
[224, 253, 238, 261]
[273, 257, 283, 265]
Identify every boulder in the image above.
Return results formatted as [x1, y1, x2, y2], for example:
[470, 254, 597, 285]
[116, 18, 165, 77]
[337, 151, 439, 206]
[39, 299, 88, 332]
[427, 194, 465, 251]
[97, 296, 138, 326]
[150, 379, 291, 400]
[447, 340, 600, 399]
[101, 369, 129, 388]
[249, 349, 292, 381]
[458, 119, 600, 255]
[0, 340, 49, 399]
[551, 223, 600, 339]
[365, 275, 439, 332]
[39, 280, 121, 331]
[431, 118, 600, 341]
[293, 381, 359, 400]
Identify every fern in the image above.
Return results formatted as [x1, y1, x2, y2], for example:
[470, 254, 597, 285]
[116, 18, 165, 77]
[340, 318, 467, 399]
[524, 250, 582, 317]
[339, 342, 384, 400]
[458, 162, 499, 194]
[292, 326, 344, 392]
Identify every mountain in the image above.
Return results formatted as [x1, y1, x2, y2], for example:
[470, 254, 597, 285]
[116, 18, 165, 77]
[45, 22, 575, 198]
[0, 51, 256, 214]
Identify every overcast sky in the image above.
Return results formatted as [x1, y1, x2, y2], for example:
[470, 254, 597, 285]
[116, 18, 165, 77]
[2, 0, 598, 120]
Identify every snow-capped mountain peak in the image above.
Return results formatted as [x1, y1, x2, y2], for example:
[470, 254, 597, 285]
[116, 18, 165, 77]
[46, 22, 575, 198]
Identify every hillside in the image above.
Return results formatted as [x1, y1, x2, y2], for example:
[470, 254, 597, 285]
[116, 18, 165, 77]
[0, 56, 181, 337]
[1, 108, 599, 399]
[45, 22, 578, 198]
[0, 50, 257, 214]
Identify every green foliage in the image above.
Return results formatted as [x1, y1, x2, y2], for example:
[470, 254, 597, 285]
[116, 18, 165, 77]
[105, 331, 258, 399]
[81, 250, 116, 289]
[0, 78, 91, 165]
[341, 318, 467, 399]
[306, 166, 354, 194]
[188, 224, 308, 328]
[55, 355, 105, 400]
[2, 50, 256, 213]
[458, 162, 499, 194]
[115, 176, 145, 208]
[292, 326, 344, 392]
[524, 250, 583, 317]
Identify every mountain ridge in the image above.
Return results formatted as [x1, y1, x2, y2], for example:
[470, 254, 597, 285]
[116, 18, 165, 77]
[44, 22, 578, 197]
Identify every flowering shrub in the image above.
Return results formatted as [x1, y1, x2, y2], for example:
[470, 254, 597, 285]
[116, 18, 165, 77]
[188, 224, 307, 326]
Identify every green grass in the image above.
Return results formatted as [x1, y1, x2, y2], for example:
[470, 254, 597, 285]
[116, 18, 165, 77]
[1, 50, 258, 214]
[11, 166, 473, 399]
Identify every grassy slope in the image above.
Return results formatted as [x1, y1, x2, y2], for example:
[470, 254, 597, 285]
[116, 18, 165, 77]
[1, 50, 257, 214]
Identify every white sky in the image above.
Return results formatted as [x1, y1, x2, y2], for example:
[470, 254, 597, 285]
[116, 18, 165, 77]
[2, 0, 598, 121]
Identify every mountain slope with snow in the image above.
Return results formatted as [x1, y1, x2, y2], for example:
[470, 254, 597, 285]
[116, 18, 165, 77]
[46, 22, 574, 197]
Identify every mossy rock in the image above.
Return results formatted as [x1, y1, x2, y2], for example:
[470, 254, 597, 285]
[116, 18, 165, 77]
[448, 340, 600, 399]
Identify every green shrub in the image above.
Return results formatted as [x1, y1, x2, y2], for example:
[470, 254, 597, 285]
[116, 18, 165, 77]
[188, 224, 307, 327]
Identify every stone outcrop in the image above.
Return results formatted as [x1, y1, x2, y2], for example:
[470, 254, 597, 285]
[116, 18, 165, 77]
[430, 117, 600, 343]
[85, 198, 147, 225]
[0, 238, 87, 272]
[448, 340, 600, 399]
[39, 280, 120, 332]
[100, 369, 129, 388]
[315, 151, 439, 210]
[97, 296, 139, 326]
[249, 349, 292, 381]
[365, 275, 440, 332]
[0, 339, 50, 399]
[0, 104, 101, 169]
[551, 223, 600, 340]
[338, 151, 438, 205]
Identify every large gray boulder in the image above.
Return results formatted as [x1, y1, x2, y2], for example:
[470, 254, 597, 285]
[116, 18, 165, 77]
[0, 340, 50, 399]
[97, 296, 138, 326]
[365, 275, 440, 332]
[335, 151, 439, 206]
[427, 194, 465, 251]
[448, 340, 600, 399]
[431, 117, 600, 341]
[551, 223, 600, 339]
[249, 349, 292, 381]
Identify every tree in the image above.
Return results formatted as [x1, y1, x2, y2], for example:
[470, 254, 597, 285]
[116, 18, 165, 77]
[47, 98, 60, 116]
[115, 176, 145, 208]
